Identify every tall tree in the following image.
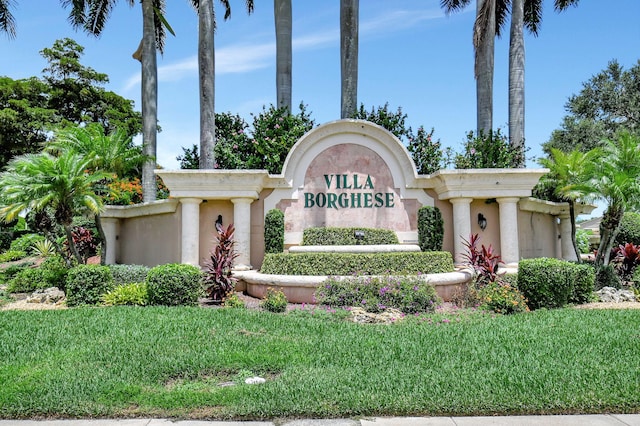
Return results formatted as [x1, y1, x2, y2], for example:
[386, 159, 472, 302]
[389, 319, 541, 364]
[340, 0, 358, 119]
[274, 0, 292, 112]
[190, 0, 253, 169]
[509, 0, 579, 166]
[0, 0, 16, 38]
[63, 0, 168, 203]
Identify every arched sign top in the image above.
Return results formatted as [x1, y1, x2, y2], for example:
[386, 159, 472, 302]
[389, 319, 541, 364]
[279, 119, 420, 189]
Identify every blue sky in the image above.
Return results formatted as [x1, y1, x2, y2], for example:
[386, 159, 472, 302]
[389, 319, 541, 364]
[2, 0, 639, 177]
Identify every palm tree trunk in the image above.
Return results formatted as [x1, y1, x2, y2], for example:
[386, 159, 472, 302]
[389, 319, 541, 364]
[64, 225, 83, 265]
[95, 215, 107, 266]
[508, 0, 525, 167]
[274, 0, 292, 112]
[199, 0, 216, 169]
[568, 200, 581, 263]
[474, 0, 495, 134]
[596, 205, 624, 267]
[340, 0, 358, 119]
[141, 0, 158, 202]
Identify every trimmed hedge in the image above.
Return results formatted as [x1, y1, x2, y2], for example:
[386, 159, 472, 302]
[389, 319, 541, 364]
[146, 263, 203, 307]
[109, 264, 151, 285]
[418, 206, 444, 251]
[301, 227, 398, 246]
[264, 209, 285, 254]
[66, 265, 115, 307]
[260, 251, 454, 276]
[517, 258, 595, 310]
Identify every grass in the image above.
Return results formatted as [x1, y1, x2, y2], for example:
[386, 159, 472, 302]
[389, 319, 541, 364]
[0, 306, 639, 420]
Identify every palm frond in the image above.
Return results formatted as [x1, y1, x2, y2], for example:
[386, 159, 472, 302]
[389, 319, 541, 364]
[0, 0, 17, 39]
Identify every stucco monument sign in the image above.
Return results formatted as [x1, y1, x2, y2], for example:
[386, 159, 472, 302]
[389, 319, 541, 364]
[102, 119, 588, 277]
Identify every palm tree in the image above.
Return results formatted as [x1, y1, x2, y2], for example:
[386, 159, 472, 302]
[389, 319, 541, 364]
[63, 0, 168, 203]
[0, 151, 111, 266]
[0, 0, 16, 38]
[538, 148, 598, 261]
[190, 0, 253, 169]
[274, 0, 292, 112]
[442, 0, 501, 134]
[509, 0, 579, 166]
[340, 0, 358, 119]
[588, 132, 640, 267]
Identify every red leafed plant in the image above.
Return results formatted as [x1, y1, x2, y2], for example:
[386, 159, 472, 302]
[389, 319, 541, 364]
[612, 242, 640, 279]
[204, 223, 239, 302]
[461, 233, 504, 287]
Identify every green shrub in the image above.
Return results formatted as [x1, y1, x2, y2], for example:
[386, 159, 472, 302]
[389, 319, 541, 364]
[0, 250, 27, 263]
[109, 264, 151, 285]
[6, 268, 49, 293]
[569, 263, 595, 304]
[264, 209, 285, 254]
[102, 282, 148, 306]
[260, 251, 454, 276]
[575, 229, 591, 254]
[10, 233, 44, 253]
[479, 281, 529, 315]
[146, 263, 203, 307]
[66, 265, 115, 307]
[39, 255, 69, 290]
[453, 129, 524, 169]
[4, 262, 34, 280]
[596, 264, 621, 290]
[417, 206, 444, 251]
[223, 292, 245, 309]
[315, 275, 441, 314]
[302, 227, 398, 246]
[517, 258, 573, 310]
[260, 288, 288, 313]
[31, 239, 56, 257]
[615, 211, 640, 246]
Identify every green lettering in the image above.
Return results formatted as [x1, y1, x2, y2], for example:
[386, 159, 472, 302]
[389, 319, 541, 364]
[316, 193, 327, 208]
[342, 174, 352, 189]
[364, 175, 374, 189]
[386, 192, 395, 208]
[353, 174, 362, 189]
[338, 193, 349, 208]
[327, 192, 338, 209]
[304, 192, 315, 208]
[374, 193, 384, 207]
[351, 192, 362, 208]
[324, 175, 333, 189]
[364, 193, 373, 208]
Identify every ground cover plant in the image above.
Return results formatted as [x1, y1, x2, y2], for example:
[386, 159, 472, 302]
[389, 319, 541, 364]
[0, 307, 638, 419]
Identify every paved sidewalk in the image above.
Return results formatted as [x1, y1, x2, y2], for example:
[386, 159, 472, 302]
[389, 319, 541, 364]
[1, 415, 640, 426]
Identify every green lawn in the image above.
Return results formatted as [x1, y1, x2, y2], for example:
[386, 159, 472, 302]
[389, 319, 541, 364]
[0, 306, 639, 420]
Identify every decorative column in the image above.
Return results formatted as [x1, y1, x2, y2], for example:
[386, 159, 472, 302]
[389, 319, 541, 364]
[231, 197, 254, 270]
[180, 198, 202, 266]
[450, 197, 473, 265]
[558, 214, 577, 261]
[100, 217, 119, 265]
[497, 197, 521, 266]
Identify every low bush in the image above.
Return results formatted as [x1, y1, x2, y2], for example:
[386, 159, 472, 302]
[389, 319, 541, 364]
[39, 255, 69, 290]
[302, 227, 398, 246]
[109, 264, 151, 285]
[479, 281, 528, 315]
[417, 206, 444, 251]
[6, 268, 50, 293]
[10, 234, 44, 253]
[66, 265, 114, 307]
[569, 263, 596, 304]
[223, 292, 245, 309]
[102, 282, 148, 306]
[596, 264, 621, 290]
[260, 251, 454, 276]
[575, 229, 591, 254]
[264, 209, 285, 254]
[0, 250, 27, 263]
[315, 275, 441, 314]
[517, 258, 590, 310]
[146, 263, 203, 307]
[260, 288, 288, 313]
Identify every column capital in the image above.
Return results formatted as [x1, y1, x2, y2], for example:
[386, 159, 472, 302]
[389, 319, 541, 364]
[449, 197, 473, 205]
[180, 197, 203, 205]
[230, 197, 255, 205]
[496, 197, 521, 204]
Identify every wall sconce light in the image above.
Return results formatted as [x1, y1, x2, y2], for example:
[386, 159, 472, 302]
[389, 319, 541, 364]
[354, 230, 365, 245]
[215, 214, 223, 233]
[478, 213, 487, 231]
